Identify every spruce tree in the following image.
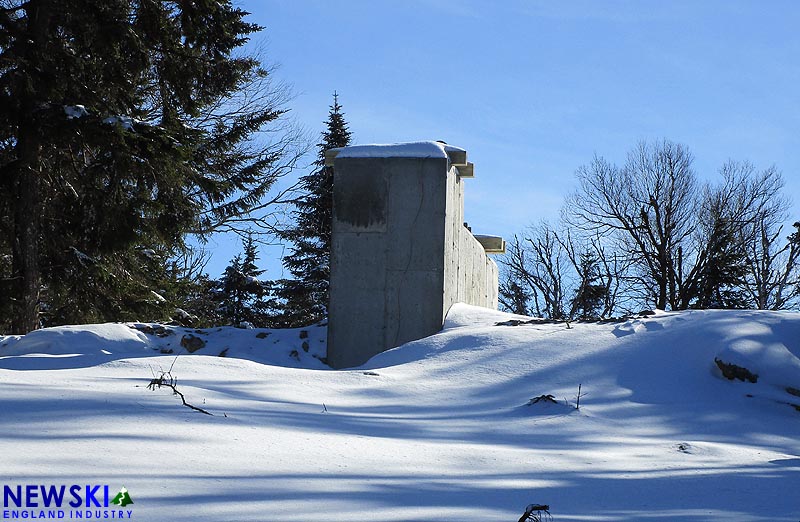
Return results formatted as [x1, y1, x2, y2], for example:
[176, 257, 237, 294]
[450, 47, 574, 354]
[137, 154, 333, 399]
[0, 1, 297, 333]
[691, 214, 750, 309]
[569, 250, 608, 320]
[218, 234, 273, 327]
[499, 280, 531, 316]
[276, 93, 352, 327]
[220, 254, 248, 327]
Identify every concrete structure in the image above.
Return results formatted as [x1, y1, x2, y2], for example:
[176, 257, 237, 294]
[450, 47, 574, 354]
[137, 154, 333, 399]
[326, 141, 504, 369]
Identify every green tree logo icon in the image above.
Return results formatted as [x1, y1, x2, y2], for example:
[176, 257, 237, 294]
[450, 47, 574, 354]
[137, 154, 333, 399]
[111, 487, 134, 507]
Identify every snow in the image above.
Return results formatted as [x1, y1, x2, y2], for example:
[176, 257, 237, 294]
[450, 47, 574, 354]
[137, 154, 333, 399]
[335, 141, 465, 160]
[69, 246, 94, 266]
[173, 308, 195, 321]
[103, 115, 138, 130]
[0, 322, 326, 370]
[1, 306, 799, 521]
[64, 105, 88, 119]
[244, 275, 261, 285]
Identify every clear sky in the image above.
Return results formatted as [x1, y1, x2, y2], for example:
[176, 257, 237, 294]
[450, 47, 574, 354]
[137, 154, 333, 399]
[205, 0, 800, 278]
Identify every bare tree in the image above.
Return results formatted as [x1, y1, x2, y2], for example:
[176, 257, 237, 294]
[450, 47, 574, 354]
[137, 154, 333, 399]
[565, 141, 799, 312]
[557, 231, 629, 318]
[744, 221, 800, 309]
[565, 140, 698, 310]
[499, 224, 626, 320]
[168, 245, 212, 282]
[729, 164, 800, 309]
[594, 241, 634, 316]
[718, 163, 800, 310]
[499, 236, 540, 316]
[500, 225, 568, 320]
[682, 162, 788, 308]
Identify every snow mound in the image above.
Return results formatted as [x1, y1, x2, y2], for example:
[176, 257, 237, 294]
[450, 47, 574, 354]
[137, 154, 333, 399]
[443, 302, 533, 329]
[712, 312, 800, 390]
[0, 323, 151, 359]
[0, 322, 328, 370]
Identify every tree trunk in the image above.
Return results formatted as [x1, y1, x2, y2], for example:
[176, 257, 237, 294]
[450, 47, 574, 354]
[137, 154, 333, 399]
[655, 275, 668, 311]
[10, 0, 50, 334]
[10, 153, 41, 334]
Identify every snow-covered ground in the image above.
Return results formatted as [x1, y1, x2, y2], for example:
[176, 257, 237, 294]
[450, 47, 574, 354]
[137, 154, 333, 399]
[1, 305, 799, 521]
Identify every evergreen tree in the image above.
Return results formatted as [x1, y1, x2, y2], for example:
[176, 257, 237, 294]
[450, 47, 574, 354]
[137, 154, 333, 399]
[276, 93, 351, 327]
[41, 243, 174, 327]
[165, 274, 221, 327]
[218, 234, 273, 327]
[156, 247, 218, 327]
[690, 219, 750, 309]
[0, 1, 297, 333]
[499, 279, 531, 316]
[569, 250, 608, 320]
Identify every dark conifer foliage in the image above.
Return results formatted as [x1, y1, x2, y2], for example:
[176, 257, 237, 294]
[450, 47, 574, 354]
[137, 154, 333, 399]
[570, 250, 609, 320]
[276, 93, 352, 327]
[499, 279, 532, 317]
[0, 0, 296, 333]
[218, 233, 274, 327]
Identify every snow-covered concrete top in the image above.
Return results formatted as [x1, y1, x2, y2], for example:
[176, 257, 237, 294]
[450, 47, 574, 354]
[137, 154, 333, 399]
[325, 141, 469, 167]
[335, 141, 464, 159]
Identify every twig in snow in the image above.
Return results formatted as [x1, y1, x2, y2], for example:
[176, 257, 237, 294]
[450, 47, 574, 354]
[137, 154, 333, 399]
[518, 503, 552, 522]
[146, 370, 212, 416]
[575, 383, 586, 410]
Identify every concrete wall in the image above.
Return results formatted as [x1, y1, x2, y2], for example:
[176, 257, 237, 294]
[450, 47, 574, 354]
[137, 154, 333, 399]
[443, 165, 499, 313]
[327, 143, 500, 369]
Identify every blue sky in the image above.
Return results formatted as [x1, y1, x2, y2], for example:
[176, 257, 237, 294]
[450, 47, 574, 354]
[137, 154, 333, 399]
[205, 0, 800, 277]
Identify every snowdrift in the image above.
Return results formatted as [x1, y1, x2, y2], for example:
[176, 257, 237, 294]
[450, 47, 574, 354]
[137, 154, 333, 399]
[0, 321, 327, 370]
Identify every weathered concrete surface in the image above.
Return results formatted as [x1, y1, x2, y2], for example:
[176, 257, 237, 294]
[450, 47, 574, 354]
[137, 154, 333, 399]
[327, 143, 500, 369]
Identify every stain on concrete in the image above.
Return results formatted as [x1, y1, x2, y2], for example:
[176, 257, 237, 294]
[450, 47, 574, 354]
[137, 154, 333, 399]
[333, 165, 387, 231]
